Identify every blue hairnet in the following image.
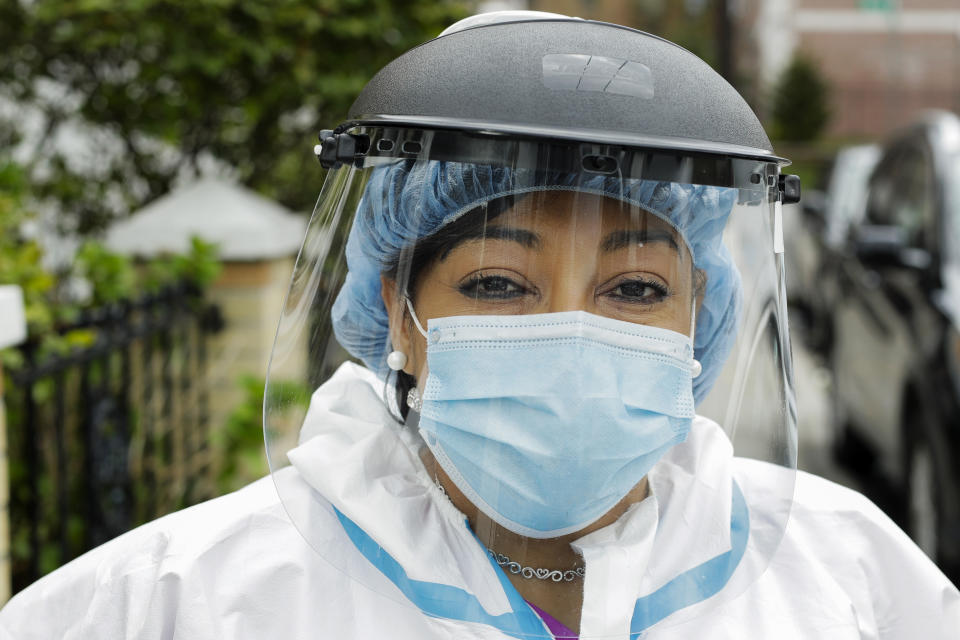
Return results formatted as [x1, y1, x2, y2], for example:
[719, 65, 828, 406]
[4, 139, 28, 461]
[331, 161, 742, 404]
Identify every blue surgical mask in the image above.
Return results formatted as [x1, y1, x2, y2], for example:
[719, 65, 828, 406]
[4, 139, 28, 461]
[410, 308, 699, 539]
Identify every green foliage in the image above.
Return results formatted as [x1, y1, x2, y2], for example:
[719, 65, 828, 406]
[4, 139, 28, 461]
[859, 0, 896, 10]
[142, 237, 223, 292]
[72, 235, 222, 307]
[215, 376, 269, 493]
[0, 162, 96, 369]
[216, 375, 311, 493]
[1, 170, 224, 583]
[0, 160, 223, 371]
[0, 0, 470, 233]
[771, 55, 831, 143]
[73, 242, 137, 305]
[626, 0, 718, 68]
[0, 163, 56, 337]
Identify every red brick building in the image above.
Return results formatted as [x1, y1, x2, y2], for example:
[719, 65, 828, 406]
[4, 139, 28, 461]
[515, 0, 960, 139]
[746, 0, 960, 138]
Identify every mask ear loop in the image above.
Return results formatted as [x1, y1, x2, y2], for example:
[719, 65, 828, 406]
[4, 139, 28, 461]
[383, 293, 431, 418]
[384, 297, 428, 370]
[395, 297, 429, 413]
[405, 297, 429, 338]
[690, 297, 702, 379]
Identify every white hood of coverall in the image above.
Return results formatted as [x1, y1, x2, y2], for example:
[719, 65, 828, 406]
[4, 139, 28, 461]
[1, 362, 958, 639]
[286, 362, 754, 637]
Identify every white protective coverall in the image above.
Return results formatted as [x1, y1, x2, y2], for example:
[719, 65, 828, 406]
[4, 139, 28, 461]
[1, 362, 958, 639]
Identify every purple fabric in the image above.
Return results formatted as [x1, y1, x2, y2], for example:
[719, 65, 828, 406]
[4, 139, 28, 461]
[526, 601, 578, 639]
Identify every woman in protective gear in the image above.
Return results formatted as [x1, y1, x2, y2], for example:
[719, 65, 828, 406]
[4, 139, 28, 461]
[2, 11, 957, 640]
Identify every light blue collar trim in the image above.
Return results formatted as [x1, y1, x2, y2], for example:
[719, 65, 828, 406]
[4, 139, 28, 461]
[333, 508, 548, 639]
[630, 480, 750, 634]
[334, 479, 749, 639]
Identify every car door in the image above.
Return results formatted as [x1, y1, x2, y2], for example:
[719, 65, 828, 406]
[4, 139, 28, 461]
[831, 139, 937, 479]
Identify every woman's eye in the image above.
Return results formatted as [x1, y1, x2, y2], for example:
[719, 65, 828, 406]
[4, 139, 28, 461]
[607, 279, 669, 304]
[459, 274, 527, 300]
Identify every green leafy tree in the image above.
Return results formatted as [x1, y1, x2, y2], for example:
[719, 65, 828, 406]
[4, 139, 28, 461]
[0, 156, 224, 366]
[72, 242, 137, 306]
[0, 0, 469, 234]
[142, 236, 223, 292]
[770, 55, 831, 142]
[216, 375, 310, 493]
[0, 162, 57, 358]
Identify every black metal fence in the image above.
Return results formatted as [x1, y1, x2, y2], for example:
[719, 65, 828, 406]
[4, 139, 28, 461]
[5, 282, 223, 593]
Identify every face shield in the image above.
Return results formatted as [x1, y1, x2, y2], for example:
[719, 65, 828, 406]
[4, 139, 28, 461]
[265, 126, 796, 637]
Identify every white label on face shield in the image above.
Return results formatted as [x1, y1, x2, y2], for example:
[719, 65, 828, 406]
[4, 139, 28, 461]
[774, 200, 784, 254]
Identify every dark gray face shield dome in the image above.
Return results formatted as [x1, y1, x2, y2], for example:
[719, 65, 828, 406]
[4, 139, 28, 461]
[333, 14, 793, 167]
[266, 13, 800, 638]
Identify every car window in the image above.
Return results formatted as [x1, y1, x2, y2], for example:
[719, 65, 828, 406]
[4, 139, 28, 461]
[865, 143, 935, 246]
[946, 154, 960, 265]
[824, 145, 880, 248]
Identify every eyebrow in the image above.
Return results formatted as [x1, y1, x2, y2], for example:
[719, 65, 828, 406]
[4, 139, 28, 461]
[601, 229, 680, 253]
[441, 225, 541, 259]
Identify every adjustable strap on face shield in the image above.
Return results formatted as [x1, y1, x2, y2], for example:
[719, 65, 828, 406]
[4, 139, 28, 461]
[315, 129, 370, 169]
[773, 173, 800, 254]
[773, 200, 785, 254]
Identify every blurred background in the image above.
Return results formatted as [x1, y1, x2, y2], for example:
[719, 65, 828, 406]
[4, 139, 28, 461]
[0, 0, 958, 602]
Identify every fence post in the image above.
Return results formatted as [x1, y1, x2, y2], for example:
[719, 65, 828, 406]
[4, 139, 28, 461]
[0, 286, 27, 604]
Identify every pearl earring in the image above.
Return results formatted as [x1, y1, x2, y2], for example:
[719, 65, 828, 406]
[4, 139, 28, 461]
[691, 359, 703, 379]
[406, 388, 422, 412]
[386, 350, 408, 371]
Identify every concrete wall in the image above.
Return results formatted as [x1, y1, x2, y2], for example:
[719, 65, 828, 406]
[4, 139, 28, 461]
[205, 257, 304, 443]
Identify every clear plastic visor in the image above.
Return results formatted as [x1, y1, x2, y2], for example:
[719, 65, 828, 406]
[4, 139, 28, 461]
[265, 127, 797, 637]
